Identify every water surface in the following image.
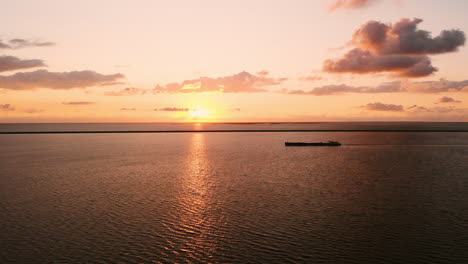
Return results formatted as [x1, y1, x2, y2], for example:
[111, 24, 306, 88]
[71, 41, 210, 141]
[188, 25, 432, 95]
[1, 130, 468, 263]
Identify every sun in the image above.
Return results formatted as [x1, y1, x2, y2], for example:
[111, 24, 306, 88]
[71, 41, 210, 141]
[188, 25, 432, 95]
[190, 107, 211, 119]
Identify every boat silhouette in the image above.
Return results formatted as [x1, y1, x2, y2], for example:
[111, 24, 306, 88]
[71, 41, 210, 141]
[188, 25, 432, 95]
[285, 141, 341, 146]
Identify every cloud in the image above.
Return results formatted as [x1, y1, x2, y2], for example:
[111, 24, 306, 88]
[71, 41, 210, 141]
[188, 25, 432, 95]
[0, 38, 55, 49]
[429, 106, 463, 113]
[324, 18, 465, 77]
[120, 108, 136, 111]
[0, 104, 15, 111]
[0, 55, 46, 73]
[407, 105, 430, 111]
[283, 78, 468, 96]
[437, 96, 461, 103]
[353, 19, 465, 55]
[284, 81, 402, 95]
[24, 108, 45, 114]
[328, 0, 379, 11]
[404, 79, 468, 93]
[156, 107, 190, 112]
[104, 87, 147, 96]
[323, 48, 437, 77]
[299, 75, 326, 81]
[407, 105, 464, 113]
[153, 71, 286, 94]
[0, 70, 124, 90]
[62, 101, 95, 105]
[256, 70, 269, 76]
[362, 102, 404, 111]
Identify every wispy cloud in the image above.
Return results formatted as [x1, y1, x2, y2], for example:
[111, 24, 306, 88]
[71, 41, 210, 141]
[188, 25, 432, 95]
[256, 70, 269, 76]
[104, 87, 147, 96]
[437, 96, 461, 103]
[120, 107, 137, 111]
[283, 81, 402, 95]
[407, 105, 464, 113]
[156, 107, 190, 112]
[0, 38, 55, 49]
[24, 108, 45, 114]
[405, 79, 468, 93]
[0, 104, 15, 111]
[298, 75, 326, 81]
[282, 78, 468, 95]
[153, 71, 287, 94]
[324, 18, 465, 77]
[62, 101, 95, 105]
[328, 0, 379, 12]
[0, 55, 46, 73]
[361, 102, 404, 111]
[407, 105, 430, 112]
[0, 70, 124, 90]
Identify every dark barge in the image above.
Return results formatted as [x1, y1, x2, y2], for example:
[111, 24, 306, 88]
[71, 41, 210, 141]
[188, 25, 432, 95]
[285, 141, 341, 146]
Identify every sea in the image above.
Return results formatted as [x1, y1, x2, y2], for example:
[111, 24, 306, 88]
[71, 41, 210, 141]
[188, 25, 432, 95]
[1, 122, 468, 263]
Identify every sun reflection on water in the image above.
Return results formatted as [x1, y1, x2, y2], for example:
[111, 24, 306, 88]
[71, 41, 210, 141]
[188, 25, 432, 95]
[167, 133, 218, 260]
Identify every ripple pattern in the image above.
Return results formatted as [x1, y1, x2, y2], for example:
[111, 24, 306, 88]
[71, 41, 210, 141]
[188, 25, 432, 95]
[1, 132, 468, 263]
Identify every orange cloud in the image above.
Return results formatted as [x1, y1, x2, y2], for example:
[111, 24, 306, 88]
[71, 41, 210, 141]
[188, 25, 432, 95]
[0, 104, 15, 111]
[153, 71, 286, 94]
[362, 102, 404, 111]
[298, 75, 325, 81]
[408, 105, 465, 114]
[437, 96, 461, 103]
[24, 108, 45, 114]
[104, 87, 147, 96]
[328, 0, 379, 11]
[62, 101, 95, 105]
[256, 70, 269, 76]
[156, 107, 190, 112]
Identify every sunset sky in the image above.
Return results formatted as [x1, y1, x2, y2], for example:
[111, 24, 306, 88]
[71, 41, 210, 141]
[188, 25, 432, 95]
[1, 0, 467, 122]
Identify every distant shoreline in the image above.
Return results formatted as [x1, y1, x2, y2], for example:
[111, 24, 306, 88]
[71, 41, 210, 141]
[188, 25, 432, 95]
[1, 129, 468, 134]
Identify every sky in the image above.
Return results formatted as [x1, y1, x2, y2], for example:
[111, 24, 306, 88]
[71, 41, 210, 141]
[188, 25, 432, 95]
[1, 0, 467, 122]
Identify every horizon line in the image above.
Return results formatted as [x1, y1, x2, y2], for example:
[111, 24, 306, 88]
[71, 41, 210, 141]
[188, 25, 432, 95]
[2, 129, 468, 134]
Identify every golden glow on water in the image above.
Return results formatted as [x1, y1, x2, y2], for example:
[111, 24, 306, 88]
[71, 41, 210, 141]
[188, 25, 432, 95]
[174, 133, 216, 257]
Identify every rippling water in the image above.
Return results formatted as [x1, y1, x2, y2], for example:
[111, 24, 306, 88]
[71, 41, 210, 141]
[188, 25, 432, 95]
[1, 128, 468, 263]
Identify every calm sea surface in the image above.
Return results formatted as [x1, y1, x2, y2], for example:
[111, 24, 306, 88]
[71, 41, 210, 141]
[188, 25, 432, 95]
[1, 123, 468, 263]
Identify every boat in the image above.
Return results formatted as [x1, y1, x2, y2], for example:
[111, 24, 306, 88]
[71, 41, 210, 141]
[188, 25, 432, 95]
[285, 141, 341, 146]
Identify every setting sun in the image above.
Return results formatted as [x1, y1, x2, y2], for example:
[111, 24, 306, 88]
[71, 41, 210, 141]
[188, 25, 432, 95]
[189, 107, 213, 120]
